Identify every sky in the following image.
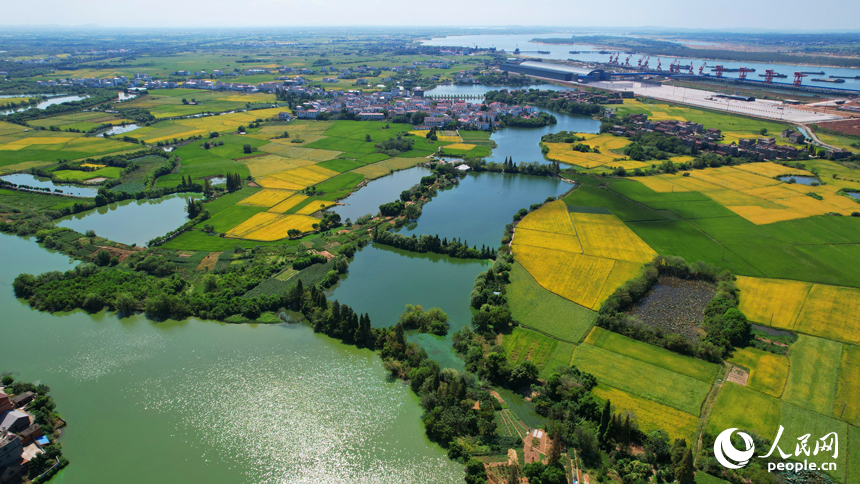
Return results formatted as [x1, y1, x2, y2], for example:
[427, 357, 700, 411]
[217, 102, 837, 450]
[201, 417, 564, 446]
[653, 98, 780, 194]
[1, 0, 859, 31]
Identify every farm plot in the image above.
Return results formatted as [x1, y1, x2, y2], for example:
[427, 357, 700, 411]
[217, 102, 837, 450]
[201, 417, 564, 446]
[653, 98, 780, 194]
[352, 162, 392, 180]
[585, 327, 719, 383]
[835, 345, 860, 425]
[237, 189, 295, 208]
[727, 347, 789, 398]
[516, 200, 577, 235]
[29, 112, 135, 130]
[502, 327, 560, 373]
[634, 165, 860, 224]
[706, 383, 781, 438]
[242, 154, 313, 177]
[570, 212, 658, 263]
[592, 384, 699, 441]
[53, 166, 123, 181]
[571, 344, 711, 415]
[540, 343, 576, 379]
[258, 142, 342, 161]
[258, 165, 338, 190]
[513, 246, 615, 309]
[736, 276, 860, 345]
[779, 403, 849, 482]
[507, 262, 596, 343]
[783, 335, 842, 417]
[225, 212, 319, 241]
[267, 194, 309, 214]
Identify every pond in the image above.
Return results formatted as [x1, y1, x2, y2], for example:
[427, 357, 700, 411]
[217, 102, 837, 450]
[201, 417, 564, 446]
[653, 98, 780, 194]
[0, 233, 463, 484]
[778, 175, 819, 185]
[424, 84, 602, 166]
[0, 173, 99, 198]
[100, 123, 139, 136]
[627, 276, 715, 341]
[396, 171, 572, 248]
[847, 192, 860, 201]
[57, 193, 201, 246]
[0, 94, 89, 115]
[331, 166, 431, 221]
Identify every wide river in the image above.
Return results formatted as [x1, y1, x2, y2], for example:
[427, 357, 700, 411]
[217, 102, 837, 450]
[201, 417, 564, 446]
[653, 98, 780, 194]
[423, 33, 860, 91]
[0, 84, 599, 483]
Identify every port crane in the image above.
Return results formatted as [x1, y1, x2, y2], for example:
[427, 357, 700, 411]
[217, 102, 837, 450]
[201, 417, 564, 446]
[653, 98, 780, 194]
[793, 72, 807, 87]
[642, 56, 650, 69]
[763, 69, 776, 84]
[688, 63, 695, 75]
[738, 67, 755, 80]
[713, 65, 726, 78]
[656, 58, 662, 71]
[698, 62, 706, 76]
[624, 55, 632, 67]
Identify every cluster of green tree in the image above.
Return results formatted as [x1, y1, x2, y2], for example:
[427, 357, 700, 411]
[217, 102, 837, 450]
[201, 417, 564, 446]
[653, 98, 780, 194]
[375, 134, 414, 156]
[474, 72, 537, 87]
[469, 259, 511, 310]
[464, 157, 561, 178]
[596, 255, 751, 362]
[115, 106, 155, 124]
[224, 172, 243, 192]
[540, 131, 585, 144]
[293, 253, 327, 270]
[499, 111, 557, 128]
[485, 89, 604, 117]
[373, 228, 497, 260]
[273, 89, 325, 110]
[397, 304, 450, 335]
[0, 375, 70, 481]
[622, 132, 692, 161]
[390, 111, 427, 125]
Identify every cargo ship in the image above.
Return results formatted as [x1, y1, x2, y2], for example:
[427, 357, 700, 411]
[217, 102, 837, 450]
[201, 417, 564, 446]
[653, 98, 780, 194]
[710, 67, 755, 73]
[759, 73, 787, 78]
[811, 78, 845, 83]
[568, 51, 581, 54]
[802, 71, 825, 75]
[830, 75, 860, 79]
[537, 51, 550, 54]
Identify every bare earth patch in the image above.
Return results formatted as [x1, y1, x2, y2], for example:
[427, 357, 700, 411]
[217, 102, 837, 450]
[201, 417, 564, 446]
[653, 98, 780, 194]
[727, 366, 750, 386]
[196, 251, 222, 271]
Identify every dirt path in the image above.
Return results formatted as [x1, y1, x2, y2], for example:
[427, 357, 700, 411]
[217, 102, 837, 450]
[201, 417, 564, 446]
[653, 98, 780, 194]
[695, 364, 731, 463]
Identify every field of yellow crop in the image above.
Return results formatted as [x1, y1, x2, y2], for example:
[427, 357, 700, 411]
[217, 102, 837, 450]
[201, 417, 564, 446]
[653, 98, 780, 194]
[258, 143, 341, 161]
[242, 154, 309, 177]
[378, 157, 425, 171]
[296, 200, 336, 215]
[444, 143, 477, 150]
[513, 228, 582, 254]
[795, 284, 860, 345]
[226, 212, 319, 240]
[237, 189, 295, 207]
[267, 194, 308, 213]
[733, 162, 814, 179]
[514, 245, 615, 309]
[736, 276, 810, 328]
[592, 384, 699, 441]
[516, 200, 577, 235]
[353, 163, 391, 180]
[593, 260, 644, 310]
[1, 137, 76, 149]
[409, 130, 460, 142]
[81, 163, 106, 169]
[728, 347, 790, 398]
[269, 165, 337, 185]
[570, 212, 657, 263]
[255, 176, 303, 190]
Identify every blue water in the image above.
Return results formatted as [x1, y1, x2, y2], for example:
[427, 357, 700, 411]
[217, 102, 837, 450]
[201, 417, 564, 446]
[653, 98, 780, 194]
[778, 175, 819, 185]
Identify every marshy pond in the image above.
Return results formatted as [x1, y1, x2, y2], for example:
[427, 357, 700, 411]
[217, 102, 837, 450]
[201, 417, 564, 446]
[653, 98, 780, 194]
[627, 276, 716, 341]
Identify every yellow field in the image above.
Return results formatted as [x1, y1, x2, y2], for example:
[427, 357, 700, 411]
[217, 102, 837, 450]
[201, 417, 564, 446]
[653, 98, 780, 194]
[1, 137, 76, 149]
[296, 200, 336, 214]
[259, 165, 338, 190]
[377, 157, 426, 171]
[634, 165, 860, 224]
[736, 276, 860, 345]
[736, 276, 810, 328]
[176, 108, 285, 132]
[570, 212, 658, 263]
[515, 200, 577, 235]
[237, 189, 295, 207]
[733, 162, 814, 178]
[835, 345, 860, 425]
[255, 176, 303, 190]
[409, 130, 460, 142]
[444, 143, 477, 150]
[592, 384, 699, 441]
[513, 201, 655, 309]
[242, 154, 313, 177]
[353, 163, 392, 180]
[514, 228, 582, 254]
[514, 245, 615, 309]
[795, 284, 860, 345]
[728, 347, 790, 398]
[226, 212, 319, 240]
[257, 142, 341, 161]
[267, 194, 308, 213]
[81, 163, 106, 169]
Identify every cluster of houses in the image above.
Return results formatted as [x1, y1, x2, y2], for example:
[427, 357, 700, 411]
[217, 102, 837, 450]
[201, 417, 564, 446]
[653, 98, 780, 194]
[0, 390, 49, 482]
[291, 88, 543, 131]
[610, 114, 817, 161]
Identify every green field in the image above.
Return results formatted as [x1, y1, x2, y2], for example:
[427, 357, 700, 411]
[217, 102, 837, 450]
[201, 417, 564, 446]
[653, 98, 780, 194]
[586, 327, 719, 383]
[53, 166, 123, 181]
[572, 344, 711, 415]
[539, 342, 575, 379]
[695, 472, 731, 484]
[502, 327, 560, 373]
[313, 172, 365, 193]
[316, 158, 364, 173]
[507, 262, 596, 343]
[200, 204, 268, 232]
[783, 335, 842, 417]
[836, 345, 860, 426]
[727, 347, 789, 398]
[706, 383, 781, 438]
[0, 188, 83, 212]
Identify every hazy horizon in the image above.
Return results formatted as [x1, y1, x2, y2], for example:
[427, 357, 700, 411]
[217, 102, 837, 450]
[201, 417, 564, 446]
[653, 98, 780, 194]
[1, 0, 858, 31]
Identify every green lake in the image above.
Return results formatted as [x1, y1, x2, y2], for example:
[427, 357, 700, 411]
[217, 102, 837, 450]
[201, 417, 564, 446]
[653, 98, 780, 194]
[0, 234, 463, 483]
